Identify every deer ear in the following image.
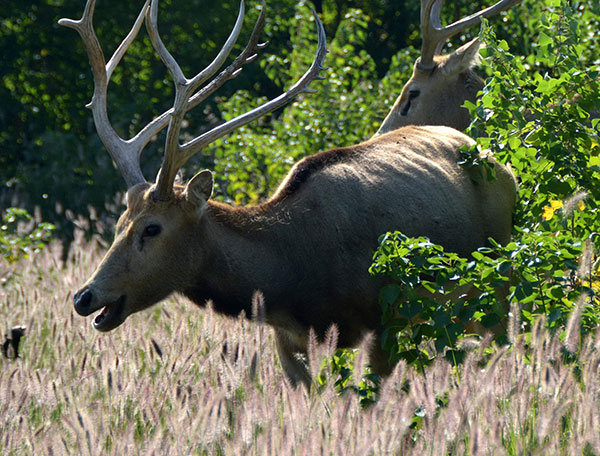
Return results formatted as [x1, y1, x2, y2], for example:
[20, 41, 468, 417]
[125, 182, 149, 208]
[184, 170, 213, 208]
[441, 38, 481, 75]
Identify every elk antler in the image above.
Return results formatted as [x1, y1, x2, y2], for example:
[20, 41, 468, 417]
[150, 1, 327, 200]
[59, 0, 304, 193]
[58, 0, 151, 188]
[418, 0, 521, 71]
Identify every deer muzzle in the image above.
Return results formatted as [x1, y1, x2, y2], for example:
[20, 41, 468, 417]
[73, 287, 127, 331]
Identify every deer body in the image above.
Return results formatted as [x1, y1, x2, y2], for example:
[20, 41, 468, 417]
[80, 126, 516, 385]
[185, 127, 513, 321]
[61, 0, 517, 387]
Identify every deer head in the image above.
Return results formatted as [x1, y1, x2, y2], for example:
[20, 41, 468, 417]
[377, 0, 520, 135]
[61, 0, 327, 331]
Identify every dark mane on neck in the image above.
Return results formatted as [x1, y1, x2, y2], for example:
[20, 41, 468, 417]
[269, 144, 363, 202]
[206, 200, 276, 234]
[205, 142, 366, 232]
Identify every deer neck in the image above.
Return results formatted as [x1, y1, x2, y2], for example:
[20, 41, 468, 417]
[181, 201, 290, 318]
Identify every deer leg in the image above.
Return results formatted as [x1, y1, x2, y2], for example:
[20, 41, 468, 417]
[273, 328, 311, 388]
[368, 334, 394, 378]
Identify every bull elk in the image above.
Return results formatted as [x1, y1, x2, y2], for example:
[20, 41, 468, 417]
[62, 0, 517, 387]
[377, 0, 521, 135]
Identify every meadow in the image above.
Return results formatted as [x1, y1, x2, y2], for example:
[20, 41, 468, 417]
[2, 1, 600, 454]
[1, 237, 599, 455]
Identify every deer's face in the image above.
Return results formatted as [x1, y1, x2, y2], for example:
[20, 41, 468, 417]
[378, 39, 484, 134]
[73, 171, 213, 331]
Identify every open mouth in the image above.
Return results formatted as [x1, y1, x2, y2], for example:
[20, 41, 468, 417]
[93, 296, 126, 331]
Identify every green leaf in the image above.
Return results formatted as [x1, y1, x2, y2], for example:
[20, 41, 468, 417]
[496, 260, 512, 274]
[538, 31, 553, 47]
[432, 311, 451, 327]
[379, 285, 402, 309]
[398, 301, 423, 319]
[481, 313, 501, 329]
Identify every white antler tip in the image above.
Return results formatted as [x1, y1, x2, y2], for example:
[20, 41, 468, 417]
[58, 18, 79, 28]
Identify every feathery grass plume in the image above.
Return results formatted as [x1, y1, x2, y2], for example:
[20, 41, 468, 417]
[251, 290, 266, 323]
[249, 292, 266, 383]
[306, 327, 321, 383]
[352, 332, 372, 384]
[508, 300, 521, 345]
[531, 315, 549, 372]
[564, 294, 586, 353]
[324, 324, 339, 361]
[561, 190, 588, 220]
[577, 237, 595, 283]
[456, 336, 480, 352]
[377, 360, 407, 404]
[481, 344, 509, 387]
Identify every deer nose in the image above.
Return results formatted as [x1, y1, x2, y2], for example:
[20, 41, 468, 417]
[74, 288, 94, 316]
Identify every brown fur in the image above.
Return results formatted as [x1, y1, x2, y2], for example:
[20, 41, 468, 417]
[75, 126, 517, 387]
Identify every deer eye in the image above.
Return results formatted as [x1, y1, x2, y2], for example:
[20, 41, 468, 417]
[409, 89, 421, 99]
[401, 89, 421, 116]
[142, 224, 161, 240]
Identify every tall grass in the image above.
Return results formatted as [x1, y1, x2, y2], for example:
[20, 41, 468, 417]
[1, 240, 599, 455]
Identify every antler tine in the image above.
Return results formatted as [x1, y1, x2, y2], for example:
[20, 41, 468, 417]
[107, 1, 150, 80]
[152, 4, 328, 200]
[146, 0, 246, 91]
[418, 0, 521, 70]
[186, 0, 268, 109]
[148, 0, 251, 200]
[187, 0, 247, 92]
[58, 0, 148, 188]
[130, 0, 267, 156]
[178, 7, 327, 169]
[146, 0, 187, 86]
[418, 0, 442, 70]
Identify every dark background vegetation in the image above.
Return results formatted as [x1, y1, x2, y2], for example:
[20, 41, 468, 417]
[0, 0, 530, 249]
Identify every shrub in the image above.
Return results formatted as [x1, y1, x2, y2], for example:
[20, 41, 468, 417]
[370, 0, 600, 370]
[0, 207, 55, 264]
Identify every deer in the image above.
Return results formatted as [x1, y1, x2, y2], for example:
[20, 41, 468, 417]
[376, 0, 521, 136]
[61, 0, 517, 387]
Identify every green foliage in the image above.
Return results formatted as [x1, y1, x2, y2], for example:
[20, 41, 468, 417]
[371, 0, 600, 369]
[468, 0, 600, 337]
[316, 348, 379, 406]
[0, 208, 55, 263]
[369, 233, 506, 368]
[466, 3, 600, 229]
[370, 228, 600, 368]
